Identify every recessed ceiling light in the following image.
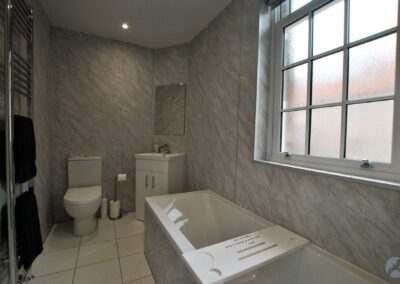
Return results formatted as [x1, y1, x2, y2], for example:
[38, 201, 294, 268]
[122, 23, 129, 30]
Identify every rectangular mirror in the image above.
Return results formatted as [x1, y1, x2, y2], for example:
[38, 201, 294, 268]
[155, 83, 186, 135]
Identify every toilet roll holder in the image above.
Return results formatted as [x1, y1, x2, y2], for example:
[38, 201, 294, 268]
[109, 174, 127, 220]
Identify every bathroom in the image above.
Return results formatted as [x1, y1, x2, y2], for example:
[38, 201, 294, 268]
[0, 0, 399, 283]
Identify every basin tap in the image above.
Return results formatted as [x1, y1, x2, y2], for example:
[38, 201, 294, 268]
[159, 144, 170, 154]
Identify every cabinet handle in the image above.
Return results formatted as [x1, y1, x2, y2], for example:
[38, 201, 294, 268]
[145, 175, 148, 188]
[152, 176, 155, 189]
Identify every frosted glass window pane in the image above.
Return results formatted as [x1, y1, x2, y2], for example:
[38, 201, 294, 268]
[312, 52, 343, 105]
[291, 0, 312, 12]
[281, 110, 306, 155]
[350, 0, 398, 42]
[348, 35, 396, 100]
[284, 17, 309, 66]
[346, 101, 394, 163]
[283, 64, 308, 109]
[313, 0, 344, 55]
[310, 107, 342, 158]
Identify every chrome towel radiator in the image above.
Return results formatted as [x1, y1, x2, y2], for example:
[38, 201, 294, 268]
[4, 0, 34, 283]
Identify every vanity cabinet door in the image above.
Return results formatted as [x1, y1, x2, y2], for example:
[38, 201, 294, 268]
[135, 170, 153, 221]
[151, 172, 168, 197]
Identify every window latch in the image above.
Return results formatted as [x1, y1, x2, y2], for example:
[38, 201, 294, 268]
[360, 159, 373, 169]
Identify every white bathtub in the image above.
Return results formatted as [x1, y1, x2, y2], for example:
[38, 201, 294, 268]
[146, 190, 273, 254]
[145, 190, 386, 284]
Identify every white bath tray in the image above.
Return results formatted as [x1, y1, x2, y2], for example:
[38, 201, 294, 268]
[182, 225, 309, 284]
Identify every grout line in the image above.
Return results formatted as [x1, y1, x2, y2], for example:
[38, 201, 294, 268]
[74, 256, 120, 270]
[116, 231, 144, 240]
[33, 267, 75, 279]
[41, 245, 81, 255]
[116, 233, 144, 241]
[80, 237, 117, 248]
[114, 219, 125, 283]
[119, 250, 146, 260]
[71, 234, 82, 283]
[123, 274, 153, 284]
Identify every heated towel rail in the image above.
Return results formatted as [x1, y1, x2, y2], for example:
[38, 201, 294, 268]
[4, 0, 34, 283]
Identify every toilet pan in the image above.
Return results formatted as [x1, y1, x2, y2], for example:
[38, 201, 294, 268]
[64, 186, 102, 236]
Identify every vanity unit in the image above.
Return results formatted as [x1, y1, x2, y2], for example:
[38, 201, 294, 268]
[135, 153, 185, 221]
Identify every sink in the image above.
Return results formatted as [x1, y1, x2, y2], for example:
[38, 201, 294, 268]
[135, 153, 185, 161]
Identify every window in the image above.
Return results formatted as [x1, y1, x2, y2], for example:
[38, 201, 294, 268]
[266, 0, 400, 184]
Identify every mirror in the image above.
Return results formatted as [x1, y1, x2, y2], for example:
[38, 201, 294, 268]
[155, 83, 186, 135]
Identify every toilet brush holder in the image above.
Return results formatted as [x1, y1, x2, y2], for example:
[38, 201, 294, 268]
[109, 174, 127, 220]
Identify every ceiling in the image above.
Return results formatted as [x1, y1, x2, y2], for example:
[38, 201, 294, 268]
[41, 0, 232, 49]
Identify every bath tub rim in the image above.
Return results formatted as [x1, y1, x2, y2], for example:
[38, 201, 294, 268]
[145, 189, 273, 254]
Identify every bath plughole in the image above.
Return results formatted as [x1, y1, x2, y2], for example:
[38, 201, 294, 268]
[1, 0, 397, 283]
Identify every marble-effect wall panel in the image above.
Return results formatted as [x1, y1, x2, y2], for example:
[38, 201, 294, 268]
[51, 28, 153, 221]
[186, 0, 242, 201]
[181, 0, 400, 282]
[153, 45, 189, 154]
[145, 205, 196, 284]
[31, 0, 53, 240]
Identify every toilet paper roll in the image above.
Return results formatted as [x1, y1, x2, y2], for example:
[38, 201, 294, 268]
[101, 198, 108, 219]
[110, 200, 121, 219]
[117, 174, 127, 182]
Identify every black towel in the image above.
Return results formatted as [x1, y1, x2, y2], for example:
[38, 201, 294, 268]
[0, 128, 5, 179]
[15, 187, 43, 269]
[14, 115, 36, 183]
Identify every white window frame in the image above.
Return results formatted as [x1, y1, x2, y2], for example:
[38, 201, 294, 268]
[265, 0, 400, 185]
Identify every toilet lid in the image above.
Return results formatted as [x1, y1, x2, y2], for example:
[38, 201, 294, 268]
[64, 186, 102, 205]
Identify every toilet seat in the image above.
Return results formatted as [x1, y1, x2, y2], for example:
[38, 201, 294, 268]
[64, 186, 102, 205]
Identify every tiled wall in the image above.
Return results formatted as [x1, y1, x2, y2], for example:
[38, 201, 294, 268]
[51, 28, 154, 221]
[30, 0, 54, 240]
[186, 1, 242, 200]
[180, 0, 400, 282]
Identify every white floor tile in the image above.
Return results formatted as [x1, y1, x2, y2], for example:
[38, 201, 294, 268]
[77, 240, 118, 267]
[31, 269, 74, 284]
[125, 276, 156, 284]
[115, 212, 136, 223]
[81, 225, 116, 245]
[74, 259, 122, 284]
[98, 218, 115, 228]
[115, 214, 144, 238]
[31, 248, 78, 277]
[117, 235, 144, 257]
[120, 254, 151, 283]
[43, 223, 81, 253]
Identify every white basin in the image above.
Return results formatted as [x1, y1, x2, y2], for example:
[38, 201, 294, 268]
[135, 153, 185, 161]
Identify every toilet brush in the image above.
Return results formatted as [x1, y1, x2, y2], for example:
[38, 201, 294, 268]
[101, 190, 108, 219]
[110, 174, 127, 220]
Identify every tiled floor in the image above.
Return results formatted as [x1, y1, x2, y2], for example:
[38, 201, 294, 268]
[30, 213, 155, 284]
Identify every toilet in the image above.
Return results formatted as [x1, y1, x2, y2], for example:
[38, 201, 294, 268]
[64, 156, 102, 236]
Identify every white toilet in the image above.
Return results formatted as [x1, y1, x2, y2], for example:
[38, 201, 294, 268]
[63, 156, 102, 236]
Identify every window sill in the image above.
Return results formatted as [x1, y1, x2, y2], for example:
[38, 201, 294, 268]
[253, 158, 400, 192]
